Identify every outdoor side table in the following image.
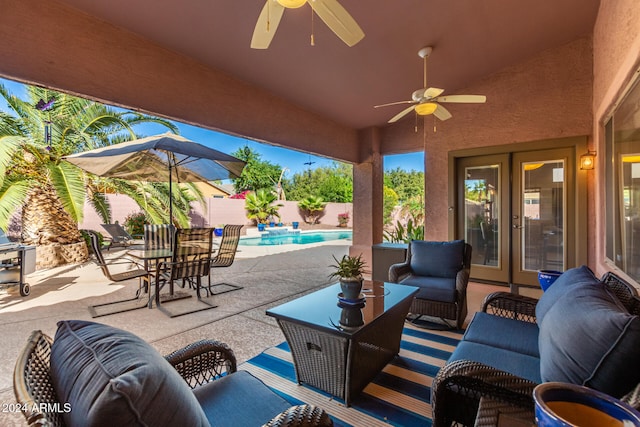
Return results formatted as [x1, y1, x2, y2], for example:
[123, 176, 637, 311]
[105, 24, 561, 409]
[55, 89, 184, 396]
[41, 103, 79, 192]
[266, 281, 418, 406]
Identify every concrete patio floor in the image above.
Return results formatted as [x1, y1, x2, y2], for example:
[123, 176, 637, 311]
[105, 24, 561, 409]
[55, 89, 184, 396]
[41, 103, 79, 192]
[0, 238, 513, 426]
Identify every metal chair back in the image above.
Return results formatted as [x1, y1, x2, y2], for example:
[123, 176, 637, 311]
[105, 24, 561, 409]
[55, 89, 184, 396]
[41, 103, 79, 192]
[169, 227, 215, 280]
[211, 224, 243, 267]
[144, 224, 175, 250]
[86, 230, 113, 280]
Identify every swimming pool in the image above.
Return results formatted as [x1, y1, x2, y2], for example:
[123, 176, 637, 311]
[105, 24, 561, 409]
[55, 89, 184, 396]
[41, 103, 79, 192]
[239, 230, 352, 246]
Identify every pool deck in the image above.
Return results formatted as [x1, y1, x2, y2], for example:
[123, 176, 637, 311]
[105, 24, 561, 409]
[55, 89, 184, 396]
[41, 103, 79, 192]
[0, 234, 512, 426]
[0, 238, 356, 426]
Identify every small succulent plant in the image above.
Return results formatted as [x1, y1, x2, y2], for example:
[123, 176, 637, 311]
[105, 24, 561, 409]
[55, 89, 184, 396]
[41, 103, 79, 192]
[328, 254, 367, 280]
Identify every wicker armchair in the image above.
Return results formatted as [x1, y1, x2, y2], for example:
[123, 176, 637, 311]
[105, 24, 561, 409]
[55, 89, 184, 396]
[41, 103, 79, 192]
[389, 240, 472, 329]
[430, 272, 640, 427]
[14, 329, 333, 427]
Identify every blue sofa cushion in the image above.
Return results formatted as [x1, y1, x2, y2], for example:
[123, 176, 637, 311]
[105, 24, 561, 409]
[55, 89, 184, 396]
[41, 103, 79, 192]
[410, 240, 465, 278]
[194, 370, 291, 426]
[463, 312, 540, 358]
[538, 283, 640, 398]
[535, 265, 599, 325]
[400, 274, 457, 302]
[448, 340, 542, 384]
[50, 320, 209, 427]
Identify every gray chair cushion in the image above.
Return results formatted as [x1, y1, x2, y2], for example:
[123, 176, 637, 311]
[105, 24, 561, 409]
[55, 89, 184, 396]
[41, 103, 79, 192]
[463, 312, 540, 358]
[400, 274, 457, 302]
[193, 370, 291, 427]
[409, 240, 465, 278]
[535, 265, 599, 325]
[50, 320, 209, 427]
[448, 340, 542, 384]
[538, 283, 640, 398]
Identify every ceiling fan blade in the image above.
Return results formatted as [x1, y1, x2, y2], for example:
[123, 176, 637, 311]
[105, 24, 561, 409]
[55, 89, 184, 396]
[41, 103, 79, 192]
[424, 87, 445, 99]
[251, 1, 286, 49]
[433, 104, 452, 121]
[388, 105, 416, 123]
[309, 0, 365, 47]
[374, 100, 414, 108]
[436, 94, 487, 103]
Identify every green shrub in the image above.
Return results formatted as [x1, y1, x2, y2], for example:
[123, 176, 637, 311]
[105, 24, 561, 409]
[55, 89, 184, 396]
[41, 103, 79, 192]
[124, 212, 147, 237]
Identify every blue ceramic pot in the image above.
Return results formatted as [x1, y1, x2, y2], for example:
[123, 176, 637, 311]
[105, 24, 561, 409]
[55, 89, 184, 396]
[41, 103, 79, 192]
[257, 223, 265, 231]
[214, 228, 223, 237]
[534, 382, 640, 427]
[292, 222, 299, 229]
[538, 270, 563, 291]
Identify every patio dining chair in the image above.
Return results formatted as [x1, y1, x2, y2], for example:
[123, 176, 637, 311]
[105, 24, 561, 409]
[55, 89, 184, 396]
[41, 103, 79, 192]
[144, 223, 175, 249]
[155, 227, 217, 317]
[85, 230, 152, 317]
[206, 224, 244, 296]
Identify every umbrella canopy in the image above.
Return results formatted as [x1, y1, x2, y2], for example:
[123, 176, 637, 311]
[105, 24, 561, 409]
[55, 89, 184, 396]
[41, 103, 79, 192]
[64, 133, 245, 182]
[64, 133, 245, 221]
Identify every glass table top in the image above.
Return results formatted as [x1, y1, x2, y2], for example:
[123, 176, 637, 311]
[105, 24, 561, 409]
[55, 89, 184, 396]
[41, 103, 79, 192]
[266, 281, 418, 335]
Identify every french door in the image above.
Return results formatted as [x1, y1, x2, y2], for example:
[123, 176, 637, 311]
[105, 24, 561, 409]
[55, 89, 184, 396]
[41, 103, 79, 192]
[457, 148, 577, 287]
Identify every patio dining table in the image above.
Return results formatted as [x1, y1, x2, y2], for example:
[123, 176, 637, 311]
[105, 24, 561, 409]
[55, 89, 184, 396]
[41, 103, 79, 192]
[127, 248, 192, 308]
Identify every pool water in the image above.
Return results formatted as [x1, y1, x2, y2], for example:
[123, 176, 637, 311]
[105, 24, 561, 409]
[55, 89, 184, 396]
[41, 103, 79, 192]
[239, 231, 352, 246]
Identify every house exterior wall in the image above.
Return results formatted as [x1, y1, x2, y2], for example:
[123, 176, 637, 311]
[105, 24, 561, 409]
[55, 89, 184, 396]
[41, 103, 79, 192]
[379, 37, 593, 242]
[591, 0, 640, 278]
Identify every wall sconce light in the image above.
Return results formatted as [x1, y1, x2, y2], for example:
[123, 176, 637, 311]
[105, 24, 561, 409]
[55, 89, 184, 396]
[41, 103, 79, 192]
[580, 151, 596, 170]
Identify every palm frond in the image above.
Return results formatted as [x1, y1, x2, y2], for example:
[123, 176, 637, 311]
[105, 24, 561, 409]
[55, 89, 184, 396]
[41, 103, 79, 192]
[48, 162, 86, 223]
[87, 190, 111, 224]
[0, 179, 30, 230]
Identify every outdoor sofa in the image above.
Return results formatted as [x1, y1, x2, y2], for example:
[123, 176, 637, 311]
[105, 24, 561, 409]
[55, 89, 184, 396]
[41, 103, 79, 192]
[431, 267, 640, 426]
[14, 319, 333, 427]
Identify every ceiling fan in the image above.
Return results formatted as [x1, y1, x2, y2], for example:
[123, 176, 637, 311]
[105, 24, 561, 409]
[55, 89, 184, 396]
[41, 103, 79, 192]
[251, 0, 364, 49]
[375, 46, 486, 123]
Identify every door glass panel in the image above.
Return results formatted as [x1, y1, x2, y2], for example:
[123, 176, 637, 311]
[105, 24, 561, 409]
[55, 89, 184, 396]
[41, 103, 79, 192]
[464, 165, 500, 267]
[522, 161, 564, 271]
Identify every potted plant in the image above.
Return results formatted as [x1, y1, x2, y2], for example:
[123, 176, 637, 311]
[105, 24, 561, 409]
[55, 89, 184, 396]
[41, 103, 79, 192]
[337, 212, 349, 227]
[329, 254, 367, 301]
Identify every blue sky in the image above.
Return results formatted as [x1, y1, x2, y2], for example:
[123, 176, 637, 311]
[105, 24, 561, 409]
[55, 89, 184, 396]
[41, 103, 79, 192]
[0, 78, 424, 176]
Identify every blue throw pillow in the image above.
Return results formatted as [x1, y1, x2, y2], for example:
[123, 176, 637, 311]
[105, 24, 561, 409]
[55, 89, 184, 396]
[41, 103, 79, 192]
[535, 265, 599, 325]
[409, 240, 465, 278]
[50, 320, 210, 427]
[538, 283, 640, 398]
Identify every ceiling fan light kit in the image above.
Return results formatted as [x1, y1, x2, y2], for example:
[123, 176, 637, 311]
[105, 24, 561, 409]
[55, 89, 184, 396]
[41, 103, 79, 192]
[251, 0, 365, 49]
[415, 102, 438, 115]
[374, 46, 486, 124]
[276, 0, 306, 8]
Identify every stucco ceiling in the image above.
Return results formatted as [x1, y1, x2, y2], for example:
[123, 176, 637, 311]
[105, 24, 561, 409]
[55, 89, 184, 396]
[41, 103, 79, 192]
[56, 0, 600, 130]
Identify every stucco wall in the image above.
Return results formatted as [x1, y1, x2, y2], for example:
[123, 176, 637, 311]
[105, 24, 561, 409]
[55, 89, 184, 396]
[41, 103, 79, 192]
[381, 37, 593, 241]
[79, 194, 353, 232]
[591, 0, 640, 277]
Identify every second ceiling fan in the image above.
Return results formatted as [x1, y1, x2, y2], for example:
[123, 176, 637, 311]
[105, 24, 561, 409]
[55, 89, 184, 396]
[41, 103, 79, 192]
[251, 0, 364, 49]
[376, 46, 486, 123]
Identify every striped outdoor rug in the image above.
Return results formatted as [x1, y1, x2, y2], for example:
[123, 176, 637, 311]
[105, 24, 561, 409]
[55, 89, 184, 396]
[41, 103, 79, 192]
[240, 323, 463, 427]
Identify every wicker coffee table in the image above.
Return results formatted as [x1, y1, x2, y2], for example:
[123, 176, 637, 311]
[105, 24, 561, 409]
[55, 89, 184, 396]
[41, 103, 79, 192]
[266, 281, 418, 406]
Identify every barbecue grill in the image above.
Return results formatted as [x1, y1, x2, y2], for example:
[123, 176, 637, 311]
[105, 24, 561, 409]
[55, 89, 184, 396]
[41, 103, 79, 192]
[0, 229, 36, 296]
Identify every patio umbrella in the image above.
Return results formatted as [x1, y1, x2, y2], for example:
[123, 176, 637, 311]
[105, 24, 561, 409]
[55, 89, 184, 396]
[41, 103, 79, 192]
[64, 133, 245, 221]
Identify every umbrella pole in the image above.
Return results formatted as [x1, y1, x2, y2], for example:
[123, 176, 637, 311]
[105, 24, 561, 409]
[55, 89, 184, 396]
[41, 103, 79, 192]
[169, 163, 173, 225]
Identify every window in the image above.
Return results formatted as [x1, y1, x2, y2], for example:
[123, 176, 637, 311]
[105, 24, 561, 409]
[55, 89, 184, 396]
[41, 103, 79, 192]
[606, 75, 640, 281]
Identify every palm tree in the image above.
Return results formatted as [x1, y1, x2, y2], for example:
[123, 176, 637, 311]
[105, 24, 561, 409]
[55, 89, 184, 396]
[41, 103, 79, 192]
[0, 84, 184, 261]
[297, 195, 327, 224]
[245, 189, 283, 225]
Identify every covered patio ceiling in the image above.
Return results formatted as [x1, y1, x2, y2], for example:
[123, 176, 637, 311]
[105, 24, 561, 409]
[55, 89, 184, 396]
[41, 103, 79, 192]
[0, 0, 599, 163]
[54, 0, 599, 130]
